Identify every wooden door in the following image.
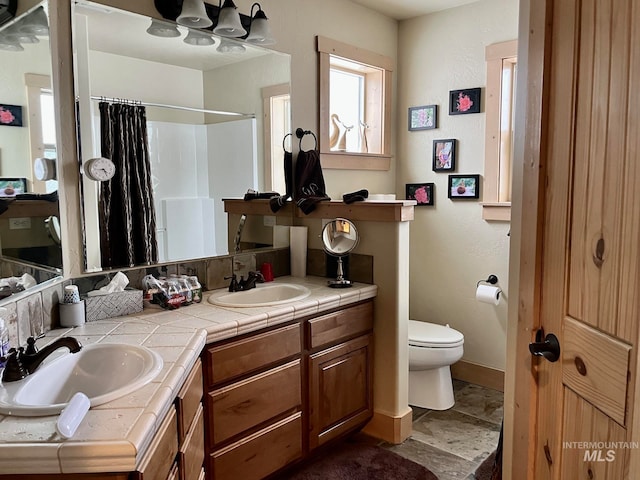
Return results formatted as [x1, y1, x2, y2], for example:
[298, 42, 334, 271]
[510, 0, 640, 478]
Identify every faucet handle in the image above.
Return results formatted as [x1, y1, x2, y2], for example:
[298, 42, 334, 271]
[249, 271, 265, 283]
[224, 274, 238, 292]
[25, 337, 38, 355]
[2, 348, 29, 382]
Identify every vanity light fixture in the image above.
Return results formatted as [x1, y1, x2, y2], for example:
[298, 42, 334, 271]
[212, 0, 246, 37]
[176, 0, 212, 28]
[146, 18, 181, 38]
[245, 3, 274, 45]
[184, 29, 215, 46]
[154, 0, 275, 44]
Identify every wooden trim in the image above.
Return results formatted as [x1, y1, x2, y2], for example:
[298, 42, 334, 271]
[222, 199, 415, 222]
[486, 39, 519, 61]
[481, 203, 511, 221]
[361, 407, 412, 444]
[450, 360, 505, 392]
[503, 0, 552, 479]
[316, 36, 394, 71]
[262, 83, 290, 192]
[320, 152, 391, 171]
[222, 199, 293, 217]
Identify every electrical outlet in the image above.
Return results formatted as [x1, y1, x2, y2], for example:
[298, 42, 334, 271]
[9, 218, 31, 230]
[263, 215, 276, 227]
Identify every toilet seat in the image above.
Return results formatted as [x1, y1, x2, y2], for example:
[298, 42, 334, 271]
[409, 320, 464, 348]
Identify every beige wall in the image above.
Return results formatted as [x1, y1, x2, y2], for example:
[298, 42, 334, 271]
[397, 0, 519, 371]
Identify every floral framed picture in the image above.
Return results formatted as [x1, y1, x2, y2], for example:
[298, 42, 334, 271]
[408, 104, 437, 131]
[0, 104, 23, 127]
[406, 182, 434, 206]
[448, 174, 480, 199]
[449, 88, 481, 115]
[432, 139, 456, 171]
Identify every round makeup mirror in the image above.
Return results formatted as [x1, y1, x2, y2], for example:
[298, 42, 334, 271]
[321, 218, 359, 288]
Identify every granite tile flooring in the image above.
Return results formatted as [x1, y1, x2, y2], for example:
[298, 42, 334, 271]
[380, 380, 503, 480]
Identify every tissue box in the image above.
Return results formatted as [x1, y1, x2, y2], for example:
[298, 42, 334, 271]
[84, 288, 143, 322]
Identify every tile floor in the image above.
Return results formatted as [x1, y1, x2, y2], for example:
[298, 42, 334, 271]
[380, 380, 504, 480]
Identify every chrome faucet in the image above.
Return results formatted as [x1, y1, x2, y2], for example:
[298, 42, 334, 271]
[1, 336, 82, 383]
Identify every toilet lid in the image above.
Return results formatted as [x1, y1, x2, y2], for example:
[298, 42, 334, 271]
[408, 320, 464, 347]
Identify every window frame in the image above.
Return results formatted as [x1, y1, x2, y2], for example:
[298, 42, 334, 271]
[25, 73, 55, 194]
[483, 40, 517, 221]
[317, 36, 393, 170]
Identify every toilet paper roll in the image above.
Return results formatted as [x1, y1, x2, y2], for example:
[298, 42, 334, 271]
[290, 226, 308, 278]
[475, 284, 501, 305]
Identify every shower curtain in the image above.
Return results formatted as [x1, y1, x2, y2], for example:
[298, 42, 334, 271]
[98, 102, 158, 268]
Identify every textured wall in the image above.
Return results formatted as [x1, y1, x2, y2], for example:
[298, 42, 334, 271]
[397, 0, 519, 371]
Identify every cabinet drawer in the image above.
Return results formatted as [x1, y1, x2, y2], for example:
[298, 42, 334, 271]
[179, 404, 205, 480]
[137, 407, 178, 480]
[176, 360, 203, 444]
[205, 323, 301, 387]
[208, 359, 301, 446]
[210, 412, 302, 480]
[308, 301, 373, 349]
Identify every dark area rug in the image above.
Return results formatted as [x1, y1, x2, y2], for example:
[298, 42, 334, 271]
[277, 442, 438, 480]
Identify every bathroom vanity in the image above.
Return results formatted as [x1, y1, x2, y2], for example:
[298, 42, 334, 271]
[0, 277, 376, 480]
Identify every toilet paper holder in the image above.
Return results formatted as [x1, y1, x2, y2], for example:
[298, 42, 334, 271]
[476, 274, 499, 288]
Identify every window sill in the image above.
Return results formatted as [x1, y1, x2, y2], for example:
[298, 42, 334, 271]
[320, 151, 392, 171]
[481, 202, 511, 221]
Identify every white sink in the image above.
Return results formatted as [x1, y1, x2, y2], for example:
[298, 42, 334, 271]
[0, 343, 163, 416]
[208, 283, 311, 307]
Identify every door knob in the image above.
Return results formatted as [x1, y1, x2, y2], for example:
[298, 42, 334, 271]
[529, 329, 560, 362]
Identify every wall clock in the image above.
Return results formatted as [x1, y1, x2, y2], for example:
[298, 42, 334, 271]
[84, 157, 116, 182]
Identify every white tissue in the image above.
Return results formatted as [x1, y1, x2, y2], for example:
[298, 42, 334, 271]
[87, 271, 130, 297]
[475, 284, 501, 305]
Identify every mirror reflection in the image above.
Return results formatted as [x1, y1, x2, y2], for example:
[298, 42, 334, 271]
[73, 1, 291, 272]
[0, 1, 63, 282]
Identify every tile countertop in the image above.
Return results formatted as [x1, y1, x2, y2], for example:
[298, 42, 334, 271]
[0, 276, 377, 474]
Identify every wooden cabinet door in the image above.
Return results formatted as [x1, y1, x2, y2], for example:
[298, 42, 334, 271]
[308, 334, 373, 450]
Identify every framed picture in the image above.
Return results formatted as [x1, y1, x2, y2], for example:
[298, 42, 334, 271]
[406, 182, 434, 206]
[432, 139, 456, 171]
[449, 88, 481, 115]
[0, 178, 27, 197]
[408, 104, 437, 131]
[0, 104, 23, 127]
[448, 174, 480, 199]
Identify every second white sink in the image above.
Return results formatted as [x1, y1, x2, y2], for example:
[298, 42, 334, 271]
[208, 283, 311, 307]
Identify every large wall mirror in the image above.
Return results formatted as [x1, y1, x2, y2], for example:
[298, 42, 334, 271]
[72, 1, 291, 273]
[0, 0, 63, 292]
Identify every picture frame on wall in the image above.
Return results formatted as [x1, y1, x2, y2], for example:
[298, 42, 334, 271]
[432, 139, 456, 171]
[449, 88, 481, 115]
[406, 182, 434, 206]
[408, 104, 437, 131]
[0, 178, 27, 197]
[448, 174, 480, 199]
[0, 104, 23, 127]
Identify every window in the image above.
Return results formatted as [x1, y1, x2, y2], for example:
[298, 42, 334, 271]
[262, 83, 291, 194]
[483, 40, 517, 221]
[25, 73, 58, 194]
[317, 36, 393, 170]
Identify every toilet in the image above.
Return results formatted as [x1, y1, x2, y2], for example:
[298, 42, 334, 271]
[408, 320, 464, 410]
